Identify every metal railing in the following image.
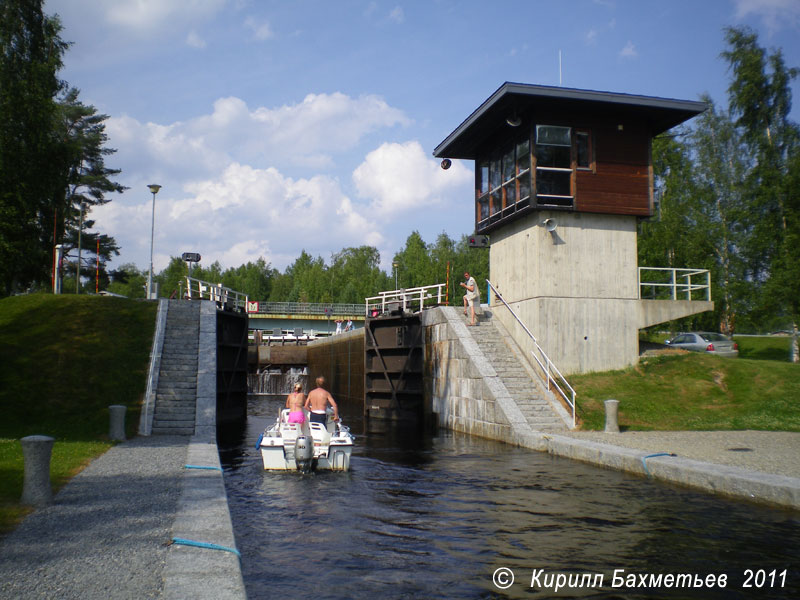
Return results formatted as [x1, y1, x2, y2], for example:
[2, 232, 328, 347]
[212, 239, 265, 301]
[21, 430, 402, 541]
[638, 267, 711, 301]
[365, 283, 446, 316]
[185, 277, 249, 311]
[487, 280, 576, 428]
[248, 301, 365, 316]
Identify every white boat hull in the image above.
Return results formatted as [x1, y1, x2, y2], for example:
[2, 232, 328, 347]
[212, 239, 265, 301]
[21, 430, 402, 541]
[259, 409, 354, 471]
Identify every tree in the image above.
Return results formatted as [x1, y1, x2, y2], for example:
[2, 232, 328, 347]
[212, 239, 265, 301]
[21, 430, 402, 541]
[722, 26, 800, 359]
[106, 263, 147, 298]
[329, 246, 388, 304]
[55, 88, 125, 291]
[690, 98, 752, 334]
[0, 0, 68, 293]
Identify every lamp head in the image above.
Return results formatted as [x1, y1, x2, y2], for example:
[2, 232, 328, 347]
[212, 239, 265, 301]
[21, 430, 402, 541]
[148, 184, 162, 195]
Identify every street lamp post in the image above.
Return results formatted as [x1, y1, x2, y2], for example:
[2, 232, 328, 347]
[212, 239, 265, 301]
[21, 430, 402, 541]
[146, 184, 161, 299]
[392, 261, 399, 290]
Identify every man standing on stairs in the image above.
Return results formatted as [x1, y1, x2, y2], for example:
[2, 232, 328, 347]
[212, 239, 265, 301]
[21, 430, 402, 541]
[461, 271, 481, 326]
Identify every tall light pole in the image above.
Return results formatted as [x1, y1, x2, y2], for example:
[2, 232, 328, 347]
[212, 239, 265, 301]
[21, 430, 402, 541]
[146, 184, 161, 299]
[392, 261, 398, 290]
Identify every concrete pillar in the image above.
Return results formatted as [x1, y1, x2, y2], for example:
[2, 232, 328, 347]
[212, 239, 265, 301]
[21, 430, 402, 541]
[109, 404, 127, 441]
[20, 435, 55, 506]
[604, 399, 620, 433]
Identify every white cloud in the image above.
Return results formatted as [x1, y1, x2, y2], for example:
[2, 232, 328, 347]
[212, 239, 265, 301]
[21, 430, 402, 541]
[105, 93, 410, 182]
[619, 40, 637, 59]
[389, 6, 405, 24]
[733, 0, 800, 32]
[104, 0, 227, 31]
[185, 30, 207, 49]
[94, 162, 386, 272]
[244, 16, 273, 41]
[352, 141, 471, 219]
[93, 92, 414, 272]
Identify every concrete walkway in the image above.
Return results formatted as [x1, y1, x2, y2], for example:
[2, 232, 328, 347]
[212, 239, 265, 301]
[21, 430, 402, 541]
[528, 429, 800, 510]
[559, 430, 800, 479]
[0, 435, 245, 600]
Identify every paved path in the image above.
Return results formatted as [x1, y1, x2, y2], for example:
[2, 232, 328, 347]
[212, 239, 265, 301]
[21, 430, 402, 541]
[559, 430, 800, 479]
[0, 436, 189, 600]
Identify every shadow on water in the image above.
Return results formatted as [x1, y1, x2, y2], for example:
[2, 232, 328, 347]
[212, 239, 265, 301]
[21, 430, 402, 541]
[219, 397, 800, 600]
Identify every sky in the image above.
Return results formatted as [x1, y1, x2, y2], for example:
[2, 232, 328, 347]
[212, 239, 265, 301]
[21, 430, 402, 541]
[44, 0, 800, 278]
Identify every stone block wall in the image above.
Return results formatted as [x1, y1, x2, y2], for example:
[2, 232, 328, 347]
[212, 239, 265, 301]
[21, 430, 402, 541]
[421, 307, 532, 443]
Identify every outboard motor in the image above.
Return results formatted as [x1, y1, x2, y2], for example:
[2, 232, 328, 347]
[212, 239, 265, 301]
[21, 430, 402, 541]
[294, 435, 315, 473]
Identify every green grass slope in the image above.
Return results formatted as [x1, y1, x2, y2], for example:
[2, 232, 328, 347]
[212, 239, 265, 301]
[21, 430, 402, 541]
[0, 294, 156, 534]
[572, 346, 800, 431]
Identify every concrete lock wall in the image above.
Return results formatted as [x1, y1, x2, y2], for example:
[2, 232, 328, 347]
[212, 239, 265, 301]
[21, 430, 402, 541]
[489, 210, 642, 374]
[421, 307, 523, 440]
[306, 328, 364, 409]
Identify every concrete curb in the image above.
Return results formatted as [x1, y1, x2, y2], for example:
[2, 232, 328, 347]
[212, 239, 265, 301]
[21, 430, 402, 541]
[513, 431, 800, 511]
[163, 435, 246, 600]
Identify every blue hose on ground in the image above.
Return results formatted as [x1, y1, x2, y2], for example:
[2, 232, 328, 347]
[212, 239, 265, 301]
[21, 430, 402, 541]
[171, 537, 241, 557]
[641, 452, 676, 476]
[184, 464, 222, 471]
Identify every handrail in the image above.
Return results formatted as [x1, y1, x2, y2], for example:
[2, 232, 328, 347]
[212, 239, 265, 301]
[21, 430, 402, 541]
[185, 276, 248, 311]
[486, 280, 576, 428]
[365, 283, 446, 316]
[638, 267, 711, 302]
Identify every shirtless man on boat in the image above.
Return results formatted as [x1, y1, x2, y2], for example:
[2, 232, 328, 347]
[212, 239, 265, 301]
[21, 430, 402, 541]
[304, 376, 339, 426]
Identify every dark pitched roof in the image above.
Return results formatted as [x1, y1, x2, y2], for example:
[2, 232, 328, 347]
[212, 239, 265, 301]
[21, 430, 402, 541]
[433, 82, 707, 159]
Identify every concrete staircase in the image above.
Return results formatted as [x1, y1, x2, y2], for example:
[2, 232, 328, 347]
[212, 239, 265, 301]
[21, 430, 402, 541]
[151, 301, 200, 435]
[470, 311, 567, 432]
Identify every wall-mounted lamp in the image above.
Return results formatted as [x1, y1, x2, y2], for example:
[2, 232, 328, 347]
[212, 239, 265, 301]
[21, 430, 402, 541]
[440, 158, 452, 170]
[506, 113, 522, 127]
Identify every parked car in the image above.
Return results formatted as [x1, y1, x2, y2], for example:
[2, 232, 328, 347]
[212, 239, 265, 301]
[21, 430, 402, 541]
[665, 332, 739, 357]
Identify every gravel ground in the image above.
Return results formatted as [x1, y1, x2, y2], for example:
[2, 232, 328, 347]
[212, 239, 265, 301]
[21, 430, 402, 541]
[558, 430, 800, 479]
[0, 436, 189, 600]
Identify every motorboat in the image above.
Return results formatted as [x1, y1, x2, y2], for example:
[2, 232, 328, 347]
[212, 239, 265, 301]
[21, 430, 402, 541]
[257, 408, 355, 472]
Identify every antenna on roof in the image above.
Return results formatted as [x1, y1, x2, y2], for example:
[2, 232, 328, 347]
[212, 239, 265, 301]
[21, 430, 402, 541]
[559, 50, 563, 86]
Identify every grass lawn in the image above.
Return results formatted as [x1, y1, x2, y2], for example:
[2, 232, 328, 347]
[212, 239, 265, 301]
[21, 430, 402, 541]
[0, 294, 156, 535]
[572, 335, 800, 431]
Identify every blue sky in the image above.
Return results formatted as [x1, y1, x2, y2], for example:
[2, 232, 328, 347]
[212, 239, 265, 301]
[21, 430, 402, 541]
[45, 0, 800, 277]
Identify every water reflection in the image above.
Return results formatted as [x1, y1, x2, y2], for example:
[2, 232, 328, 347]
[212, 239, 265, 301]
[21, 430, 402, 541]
[219, 398, 799, 599]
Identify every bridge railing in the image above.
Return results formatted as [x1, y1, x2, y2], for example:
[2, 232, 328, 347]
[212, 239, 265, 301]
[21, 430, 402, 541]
[247, 301, 365, 316]
[185, 277, 249, 311]
[638, 267, 711, 301]
[365, 283, 446, 316]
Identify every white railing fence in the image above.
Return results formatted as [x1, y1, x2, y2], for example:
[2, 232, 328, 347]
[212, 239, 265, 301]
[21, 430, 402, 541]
[487, 280, 576, 428]
[638, 267, 711, 301]
[365, 283, 446, 316]
[185, 276, 249, 311]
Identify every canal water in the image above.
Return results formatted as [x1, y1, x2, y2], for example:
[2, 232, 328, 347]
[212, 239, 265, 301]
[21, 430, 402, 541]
[219, 397, 799, 599]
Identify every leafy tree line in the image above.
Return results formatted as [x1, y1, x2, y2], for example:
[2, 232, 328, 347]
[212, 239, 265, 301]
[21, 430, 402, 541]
[107, 231, 489, 307]
[640, 26, 799, 360]
[0, 1, 123, 296]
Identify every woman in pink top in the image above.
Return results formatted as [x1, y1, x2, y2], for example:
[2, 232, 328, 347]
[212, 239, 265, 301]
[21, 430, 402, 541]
[285, 383, 306, 423]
